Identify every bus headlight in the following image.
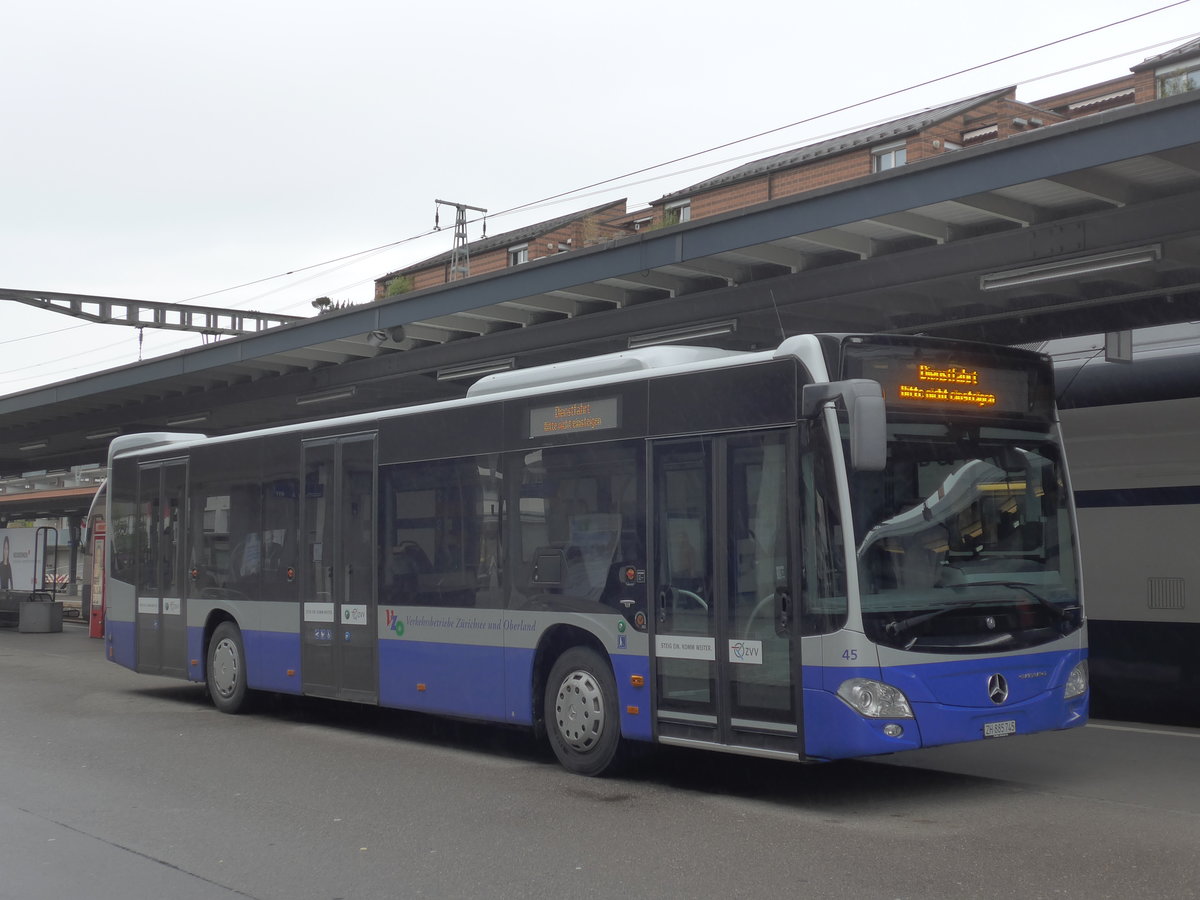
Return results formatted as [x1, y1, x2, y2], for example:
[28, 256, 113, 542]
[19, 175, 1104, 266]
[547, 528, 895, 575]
[837, 678, 913, 719]
[1064, 660, 1088, 699]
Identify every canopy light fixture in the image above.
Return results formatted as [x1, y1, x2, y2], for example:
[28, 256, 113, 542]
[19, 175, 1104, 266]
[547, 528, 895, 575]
[296, 386, 358, 406]
[436, 358, 515, 382]
[85, 428, 122, 441]
[19, 441, 48, 452]
[166, 412, 210, 427]
[979, 245, 1161, 292]
[627, 320, 738, 349]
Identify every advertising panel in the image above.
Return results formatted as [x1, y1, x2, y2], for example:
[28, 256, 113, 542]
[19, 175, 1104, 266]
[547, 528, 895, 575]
[0, 529, 38, 592]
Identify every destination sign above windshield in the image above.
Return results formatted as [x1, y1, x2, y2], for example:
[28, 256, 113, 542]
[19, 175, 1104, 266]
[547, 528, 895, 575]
[841, 341, 1050, 418]
[897, 364, 1000, 408]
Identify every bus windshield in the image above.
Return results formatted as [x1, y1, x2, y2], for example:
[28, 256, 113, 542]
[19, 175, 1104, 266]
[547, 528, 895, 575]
[849, 422, 1081, 653]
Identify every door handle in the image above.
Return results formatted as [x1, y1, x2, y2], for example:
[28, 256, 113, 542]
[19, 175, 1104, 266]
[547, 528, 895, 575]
[775, 587, 791, 636]
[657, 587, 674, 626]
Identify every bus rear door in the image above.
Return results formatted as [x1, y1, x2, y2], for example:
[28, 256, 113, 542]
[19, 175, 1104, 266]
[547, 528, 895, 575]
[135, 459, 188, 676]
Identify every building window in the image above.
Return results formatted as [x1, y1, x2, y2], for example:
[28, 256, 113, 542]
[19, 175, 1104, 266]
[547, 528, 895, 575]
[508, 244, 528, 267]
[872, 141, 907, 172]
[1158, 63, 1200, 97]
[663, 200, 691, 226]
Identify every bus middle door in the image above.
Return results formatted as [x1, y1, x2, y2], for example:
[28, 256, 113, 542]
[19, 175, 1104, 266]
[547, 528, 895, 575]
[134, 459, 188, 677]
[301, 434, 378, 703]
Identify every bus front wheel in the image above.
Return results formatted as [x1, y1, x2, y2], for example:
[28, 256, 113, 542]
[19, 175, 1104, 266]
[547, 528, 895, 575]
[207, 621, 248, 714]
[545, 647, 622, 776]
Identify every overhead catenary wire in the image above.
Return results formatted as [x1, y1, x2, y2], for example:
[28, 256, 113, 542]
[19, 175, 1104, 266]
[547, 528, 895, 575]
[1, 2, 1194, 389]
[249, 9, 1200, 316]
[156, 1, 1200, 318]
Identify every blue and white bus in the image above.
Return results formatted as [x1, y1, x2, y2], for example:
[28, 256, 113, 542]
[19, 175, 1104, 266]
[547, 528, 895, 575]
[103, 334, 1088, 775]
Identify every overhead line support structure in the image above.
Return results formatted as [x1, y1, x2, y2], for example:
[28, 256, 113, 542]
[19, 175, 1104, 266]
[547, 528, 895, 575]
[2, 288, 305, 338]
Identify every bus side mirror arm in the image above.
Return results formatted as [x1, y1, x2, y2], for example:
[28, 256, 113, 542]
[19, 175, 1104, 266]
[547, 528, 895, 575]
[802, 379, 887, 472]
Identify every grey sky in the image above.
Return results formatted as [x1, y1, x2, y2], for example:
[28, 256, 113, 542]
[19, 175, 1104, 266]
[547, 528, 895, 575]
[2, 0, 1196, 395]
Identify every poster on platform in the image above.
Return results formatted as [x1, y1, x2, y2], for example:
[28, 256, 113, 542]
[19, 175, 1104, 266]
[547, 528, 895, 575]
[0, 529, 37, 592]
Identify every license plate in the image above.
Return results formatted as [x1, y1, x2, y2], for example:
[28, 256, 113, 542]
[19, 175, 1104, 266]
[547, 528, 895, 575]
[984, 719, 1017, 738]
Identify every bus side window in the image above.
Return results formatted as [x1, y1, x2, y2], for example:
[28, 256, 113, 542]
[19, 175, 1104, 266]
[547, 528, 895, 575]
[514, 440, 644, 613]
[379, 455, 502, 609]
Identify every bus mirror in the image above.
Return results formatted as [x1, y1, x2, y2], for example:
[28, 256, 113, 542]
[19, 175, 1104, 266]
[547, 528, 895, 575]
[802, 379, 887, 472]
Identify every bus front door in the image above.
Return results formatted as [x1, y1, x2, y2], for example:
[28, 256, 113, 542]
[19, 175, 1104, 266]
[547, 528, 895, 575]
[135, 459, 188, 677]
[651, 430, 802, 759]
[301, 434, 378, 703]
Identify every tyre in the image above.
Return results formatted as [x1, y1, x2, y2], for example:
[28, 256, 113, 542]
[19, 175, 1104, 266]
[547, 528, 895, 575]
[544, 647, 622, 776]
[207, 621, 249, 714]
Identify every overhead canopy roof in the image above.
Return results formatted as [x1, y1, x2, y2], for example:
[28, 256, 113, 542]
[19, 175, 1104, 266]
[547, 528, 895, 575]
[2, 89, 1199, 490]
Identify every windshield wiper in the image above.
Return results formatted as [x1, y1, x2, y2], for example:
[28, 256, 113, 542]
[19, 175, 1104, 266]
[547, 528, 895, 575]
[884, 582, 1078, 640]
[955, 581, 1079, 623]
[885, 599, 984, 638]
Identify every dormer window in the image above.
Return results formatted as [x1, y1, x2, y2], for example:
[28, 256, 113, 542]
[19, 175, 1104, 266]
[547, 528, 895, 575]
[872, 141, 907, 172]
[1158, 61, 1200, 97]
[508, 244, 529, 266]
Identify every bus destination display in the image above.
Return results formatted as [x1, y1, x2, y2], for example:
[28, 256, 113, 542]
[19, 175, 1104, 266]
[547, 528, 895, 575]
[845, 350, 1038, 416]
[529, 396, 619, 438]
[898, 363, 999, 408]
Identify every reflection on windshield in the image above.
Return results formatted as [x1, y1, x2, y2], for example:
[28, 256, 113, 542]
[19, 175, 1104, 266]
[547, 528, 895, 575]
[850, 424, 1081, 654]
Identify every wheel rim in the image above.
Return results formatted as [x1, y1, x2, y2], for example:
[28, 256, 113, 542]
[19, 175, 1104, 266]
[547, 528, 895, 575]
[211, 637, 240, 699]
[553, 668, 606, 752]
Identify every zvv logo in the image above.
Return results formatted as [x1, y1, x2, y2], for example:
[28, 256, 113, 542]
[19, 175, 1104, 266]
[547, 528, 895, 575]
[385, 610, 405, 637]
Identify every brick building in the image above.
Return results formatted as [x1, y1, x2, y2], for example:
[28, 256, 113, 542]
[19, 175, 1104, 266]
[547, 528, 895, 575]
[374, 200, 629, 300]
[647, 88, 1066, 226]
[1035, 36, 1200, 118]
[376, 38, 1199, 297]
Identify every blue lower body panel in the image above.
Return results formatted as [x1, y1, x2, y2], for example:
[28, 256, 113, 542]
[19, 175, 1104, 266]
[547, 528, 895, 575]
[803, 650, 1088, 760]
[380, 640, 507, 720]
[244, 629, 303, 693]
[379, 641, 653, 741]
[611, 653, 653, 742]
[106, 619, 137, 670]
[181, 626, 302, 692]
[803, 686, 924, 759]
[116, 617, 652, 744]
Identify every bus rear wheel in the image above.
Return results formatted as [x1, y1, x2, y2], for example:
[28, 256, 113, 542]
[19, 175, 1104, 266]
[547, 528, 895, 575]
[545, 647, 622, 776]
[207, 621, 248, 714]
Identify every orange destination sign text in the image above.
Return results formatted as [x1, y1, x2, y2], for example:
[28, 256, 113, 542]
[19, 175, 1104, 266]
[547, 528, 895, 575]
[897, 364, 998, 407]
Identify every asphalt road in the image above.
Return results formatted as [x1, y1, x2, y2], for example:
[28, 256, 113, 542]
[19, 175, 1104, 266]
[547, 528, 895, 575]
[1, 624, 1197, 899]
